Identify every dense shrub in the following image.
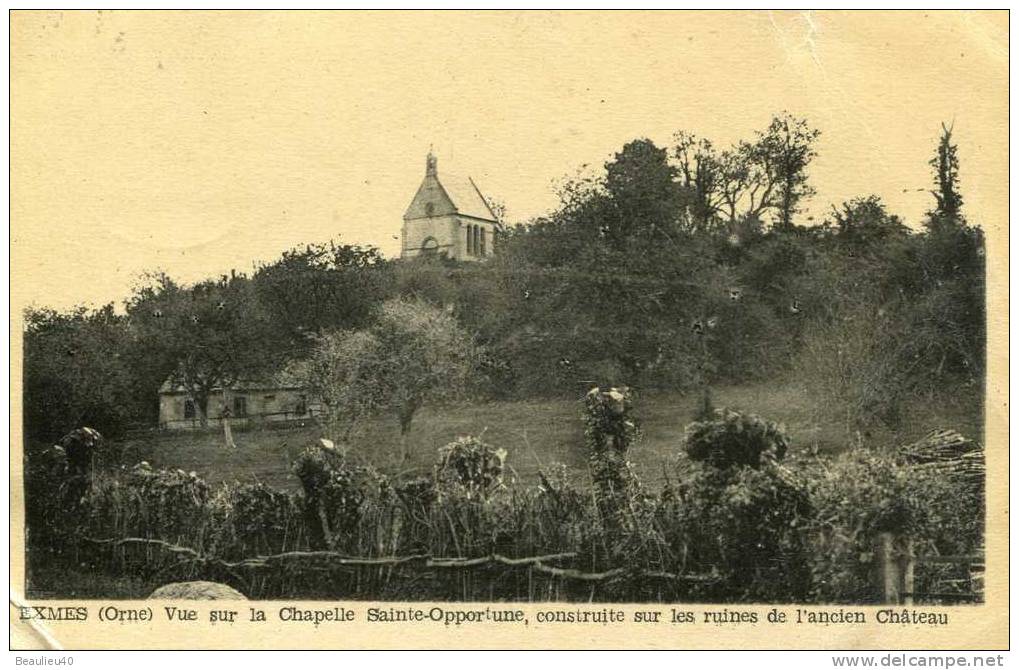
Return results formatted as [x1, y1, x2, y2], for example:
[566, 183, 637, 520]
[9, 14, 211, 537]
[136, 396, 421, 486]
[24, 444, 80, 557]
[803, 445, 980, 603]
[436, 436, 508, 498]
[584, 387, 641, 534]
[292, 445, 388, 550]
[806, 449, 911, 602]
[658, 410, 813, 601]
[220, 483, 303, 557]
[83, 463, 214, 552]
[684, 408, 789, 468]
[798, 305, 912, 434]
[658, 462, 813, 601]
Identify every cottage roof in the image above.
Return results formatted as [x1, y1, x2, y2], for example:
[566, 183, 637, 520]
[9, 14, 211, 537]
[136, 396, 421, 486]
[159, 367, 305, 395]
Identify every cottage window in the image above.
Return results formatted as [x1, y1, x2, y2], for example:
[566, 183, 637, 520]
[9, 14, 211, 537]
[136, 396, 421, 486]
[183, 398, 196, 419]
[233, 395, 248, 417]
[295, 395, 308, 416]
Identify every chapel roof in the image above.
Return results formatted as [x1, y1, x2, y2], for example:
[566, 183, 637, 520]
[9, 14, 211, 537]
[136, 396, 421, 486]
[403, 154, 498, 223]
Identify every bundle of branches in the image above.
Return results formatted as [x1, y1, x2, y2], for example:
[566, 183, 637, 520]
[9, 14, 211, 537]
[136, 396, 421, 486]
[901, 429, 984, 488]
[900, 429, 980, 464]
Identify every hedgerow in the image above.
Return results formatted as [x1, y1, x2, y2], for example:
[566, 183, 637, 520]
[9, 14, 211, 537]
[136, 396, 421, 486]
[25, 398, 983, 603]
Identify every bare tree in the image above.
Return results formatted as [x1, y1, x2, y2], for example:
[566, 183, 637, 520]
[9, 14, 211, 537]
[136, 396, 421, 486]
[673, 114, 819, 230]
[673, 131, 721, 231]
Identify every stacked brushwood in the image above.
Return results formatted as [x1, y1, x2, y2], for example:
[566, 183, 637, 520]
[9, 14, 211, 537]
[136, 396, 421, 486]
[900, 429, 984, 489]
[898, 429, 985, 602]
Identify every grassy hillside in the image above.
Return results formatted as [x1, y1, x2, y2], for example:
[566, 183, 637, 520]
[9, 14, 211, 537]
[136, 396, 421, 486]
[114, 381, 983, 492]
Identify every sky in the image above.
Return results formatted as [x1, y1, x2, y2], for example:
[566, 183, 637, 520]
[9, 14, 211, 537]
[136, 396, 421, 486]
[11, 10, 1009, 311]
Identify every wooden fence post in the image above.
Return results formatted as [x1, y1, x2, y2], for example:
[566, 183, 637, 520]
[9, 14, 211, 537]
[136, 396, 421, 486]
[874, 531, 914, 604]
[969, 554, 985, 601]
[900, 536, 914, 606]
[874, 532, 899, 604]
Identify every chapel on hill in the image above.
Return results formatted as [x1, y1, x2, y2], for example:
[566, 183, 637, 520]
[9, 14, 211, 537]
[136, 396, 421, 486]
[401, 152, 499, 260]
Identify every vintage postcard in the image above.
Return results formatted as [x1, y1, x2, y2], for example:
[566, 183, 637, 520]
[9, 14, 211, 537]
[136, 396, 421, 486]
[9, 9, 1008, 650]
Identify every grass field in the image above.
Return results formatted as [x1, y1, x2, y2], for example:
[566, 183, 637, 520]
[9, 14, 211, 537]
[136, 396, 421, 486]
[114, 380, 983, 492]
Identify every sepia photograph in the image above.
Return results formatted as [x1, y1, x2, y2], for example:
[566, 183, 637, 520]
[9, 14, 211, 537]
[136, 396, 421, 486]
[10, 9, 1007, 650]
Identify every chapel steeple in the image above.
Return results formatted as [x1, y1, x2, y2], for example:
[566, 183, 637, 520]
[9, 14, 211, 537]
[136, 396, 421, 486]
[401, 152, 499, 261]
[426, 149, 437, 177]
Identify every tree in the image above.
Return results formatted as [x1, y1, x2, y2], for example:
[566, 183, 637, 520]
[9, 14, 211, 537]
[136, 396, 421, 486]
[602, 138, 685, 245]
[495, 134, 773, 394]
[127, 272, 274, 427]
[252, 241, 388, 358]
[756, 113, 820, 230]
[298, 298, 482, 460]
[672, 131, 721, 231]
[672, 114, 820, 231]
[920, 122, 982, 281]
[23, 304, 138, 441]
[827, 196, 909, 253]
[927, 121, 964, 229]
[914, 123, 985, 382]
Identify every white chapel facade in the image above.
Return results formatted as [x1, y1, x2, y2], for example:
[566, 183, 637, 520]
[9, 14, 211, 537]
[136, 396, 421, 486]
[401, 152, 499, 261]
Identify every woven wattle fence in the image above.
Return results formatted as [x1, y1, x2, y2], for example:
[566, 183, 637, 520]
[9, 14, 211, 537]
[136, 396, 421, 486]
[85, 536, 720, 586]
